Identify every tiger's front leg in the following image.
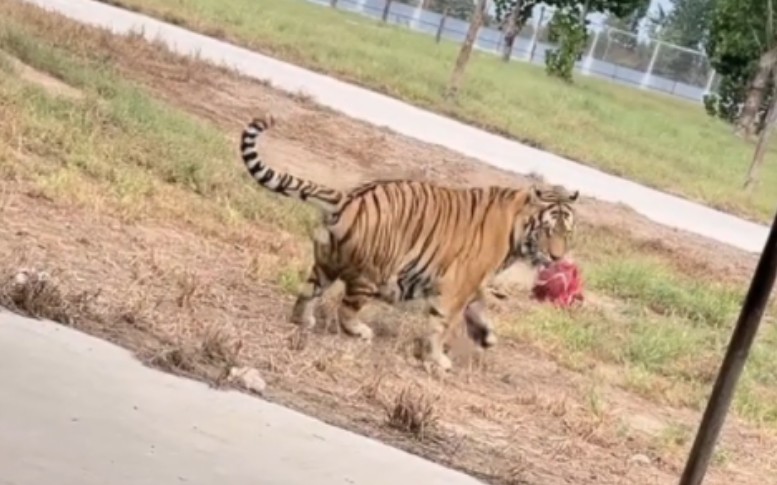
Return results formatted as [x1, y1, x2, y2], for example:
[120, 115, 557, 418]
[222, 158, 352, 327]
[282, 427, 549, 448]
[336, 276, 377, 341]
[420, 295, 470, 373]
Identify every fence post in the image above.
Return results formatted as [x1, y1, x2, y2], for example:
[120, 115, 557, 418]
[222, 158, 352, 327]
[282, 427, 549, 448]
[381, 0, 393, 22]
[435, 9, 448, 43]
[581, 28, 599, 74]
[640, 41, 661, 89]
[527, 6, 545, 62]
[703, 70, 717, 96]
[496, 31, 504, 56]
[601, 29, 612, 69]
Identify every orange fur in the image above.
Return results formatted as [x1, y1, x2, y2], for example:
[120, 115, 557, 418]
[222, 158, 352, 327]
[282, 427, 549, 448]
[239, 114, 579, 371]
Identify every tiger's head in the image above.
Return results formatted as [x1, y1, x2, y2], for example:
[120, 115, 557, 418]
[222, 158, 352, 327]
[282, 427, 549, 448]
[523, 184, 579, 267]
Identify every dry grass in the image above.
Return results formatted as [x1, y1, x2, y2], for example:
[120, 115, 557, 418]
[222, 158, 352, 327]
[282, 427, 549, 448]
[145, 324, 244, 384]
[385, 384, 441, 441]
[1, 3, 776, 484]
[0, 266, 99, 325]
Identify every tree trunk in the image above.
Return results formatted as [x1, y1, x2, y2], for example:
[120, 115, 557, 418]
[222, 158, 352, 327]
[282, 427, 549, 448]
[445, 0, 488, 99]
[501, 0, 523, 62]
[381, 0, 393, 22]
[435, 8, 448, 43]
[744, 67, 777, 190]
[738, 46, 777, 138]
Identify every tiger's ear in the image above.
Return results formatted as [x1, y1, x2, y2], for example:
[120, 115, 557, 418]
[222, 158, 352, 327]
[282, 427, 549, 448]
[528, 184, 579, 204]
[550, 185, 579, 202]
[528, 185, 545, 204]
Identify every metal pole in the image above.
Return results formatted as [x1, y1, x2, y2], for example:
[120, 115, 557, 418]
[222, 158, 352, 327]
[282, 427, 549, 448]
[678, 208, 777, 485]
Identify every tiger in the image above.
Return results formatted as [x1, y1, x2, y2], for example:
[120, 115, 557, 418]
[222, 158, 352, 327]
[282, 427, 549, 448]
[239, 114, 579, 372]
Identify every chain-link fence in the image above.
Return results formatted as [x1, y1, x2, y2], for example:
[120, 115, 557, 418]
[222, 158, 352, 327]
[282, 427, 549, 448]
[310, 0, 716, 102]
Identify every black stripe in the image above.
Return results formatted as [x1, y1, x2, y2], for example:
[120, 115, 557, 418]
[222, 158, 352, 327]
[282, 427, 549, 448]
[258, 169, 275, 184]
[468, 189, 479, 220]
[337, 199, 365, 247]
[240, 140, 255, 152]
[407, 184, 429, 244]
[402, 195, 445, 293]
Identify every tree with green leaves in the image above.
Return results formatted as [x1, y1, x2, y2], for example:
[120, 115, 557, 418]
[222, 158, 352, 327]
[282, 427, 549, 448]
[603, 3, 647, 50]
[653, 0, 714, 50]
[704, 0, 777, 138]
[703, 0, 777, 187]
[605, 0, 648, 34]
[544, 4, 589, 81]
[542, 0, 649, 81]
[428, 0, 476, 21]
[640, 0, 714, 87]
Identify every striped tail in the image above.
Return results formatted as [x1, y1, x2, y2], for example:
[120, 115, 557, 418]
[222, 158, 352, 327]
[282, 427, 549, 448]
[240, 115, 344, 214]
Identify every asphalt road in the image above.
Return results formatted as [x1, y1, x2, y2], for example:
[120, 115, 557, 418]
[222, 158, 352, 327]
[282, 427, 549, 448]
[0, 311, 485, 485]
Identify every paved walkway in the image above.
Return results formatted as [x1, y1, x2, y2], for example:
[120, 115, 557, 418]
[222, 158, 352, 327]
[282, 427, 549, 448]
[0, 311, 486, 485]
[23, 0, 773, 254]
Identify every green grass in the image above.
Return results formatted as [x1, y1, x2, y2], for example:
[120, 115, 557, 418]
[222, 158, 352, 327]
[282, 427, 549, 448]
[504, 252, 777, 426]
[96, 0, 777, 223]
[0, 19, 315, 235]
[588, 259, 743, 328]
[4, 2, 777, 430]
[508, 305, 777, 425]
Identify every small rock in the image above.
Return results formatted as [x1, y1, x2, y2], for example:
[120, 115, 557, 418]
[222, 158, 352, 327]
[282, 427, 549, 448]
[629, 454, 651, 466]
[13, 271, 29, 286]
[13, 268, 49, 286]
[228, 366, 267, 395]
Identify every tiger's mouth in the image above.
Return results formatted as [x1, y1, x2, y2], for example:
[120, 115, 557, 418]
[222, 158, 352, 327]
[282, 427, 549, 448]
[529, 248, 553, 268]
[541, 228, 572, 266]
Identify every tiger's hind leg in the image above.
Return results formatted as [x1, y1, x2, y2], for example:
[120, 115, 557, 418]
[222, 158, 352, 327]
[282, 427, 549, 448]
[336, 276, 377, 341]
[291, 228, 338, 330]
[464, 291, 498, 349]
[290, 263, 335, 330]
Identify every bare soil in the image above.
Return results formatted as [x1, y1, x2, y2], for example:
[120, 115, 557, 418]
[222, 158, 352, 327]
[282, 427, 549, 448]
[1, 9, 775, 485]
[6, 55, 84, 100]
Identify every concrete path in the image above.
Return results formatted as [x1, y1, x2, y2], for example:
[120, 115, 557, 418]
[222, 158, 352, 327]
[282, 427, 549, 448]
[20, 0, 773, 253]
[0, 310, 486, 485]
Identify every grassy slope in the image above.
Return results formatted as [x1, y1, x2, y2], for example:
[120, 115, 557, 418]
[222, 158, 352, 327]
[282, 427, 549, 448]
[0, 27, 314, 236]
[99, 0, 777, 223]
[1, 3, 776, 429]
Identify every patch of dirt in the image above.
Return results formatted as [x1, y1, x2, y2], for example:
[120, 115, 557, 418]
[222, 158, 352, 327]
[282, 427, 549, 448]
[1, 5, 775, 485]
[5, 55, 84, 100]
[2, 185, 775, 485]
